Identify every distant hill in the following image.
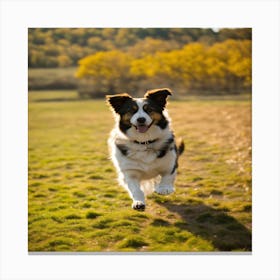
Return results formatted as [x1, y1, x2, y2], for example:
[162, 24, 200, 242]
[28, 28, 251, 68]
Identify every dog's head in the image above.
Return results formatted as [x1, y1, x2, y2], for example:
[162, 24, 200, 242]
[106, 88, 172, 134]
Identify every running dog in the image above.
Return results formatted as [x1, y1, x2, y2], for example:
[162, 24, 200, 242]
[106, 88, 184, 210]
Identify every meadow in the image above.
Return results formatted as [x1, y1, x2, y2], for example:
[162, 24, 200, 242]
[28, 90, 252, 252]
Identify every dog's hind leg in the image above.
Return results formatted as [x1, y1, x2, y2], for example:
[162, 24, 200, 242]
[155, 172, 176, 195]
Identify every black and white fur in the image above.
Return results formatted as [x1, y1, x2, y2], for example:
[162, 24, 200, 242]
[106, 88, 184, 211]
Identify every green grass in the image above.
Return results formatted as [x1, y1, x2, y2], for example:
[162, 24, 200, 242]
[28, 90, 252, 252]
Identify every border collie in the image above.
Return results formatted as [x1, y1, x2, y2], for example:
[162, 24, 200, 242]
[106, 88, 184, 211]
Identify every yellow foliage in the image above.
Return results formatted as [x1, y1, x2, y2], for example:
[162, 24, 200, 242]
[76, 50, 132, 78]
[76, 50, 134, 93]
[128, 37, 179, 58]
[76, 39, 251, 94]
[57, 55, 72, 67]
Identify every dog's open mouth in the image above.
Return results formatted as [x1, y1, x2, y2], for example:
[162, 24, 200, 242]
[136, 124, 149, 133]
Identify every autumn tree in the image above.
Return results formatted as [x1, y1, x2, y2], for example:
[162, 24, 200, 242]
[76, 50, 134, 97]
[130, 40, 251, 94]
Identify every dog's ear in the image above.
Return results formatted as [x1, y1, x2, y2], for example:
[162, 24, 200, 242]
[106, 93, 133, 114]
[144, 88, 172, 109]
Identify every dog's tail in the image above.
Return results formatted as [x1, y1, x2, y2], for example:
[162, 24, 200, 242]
[177, 138, 185, 156]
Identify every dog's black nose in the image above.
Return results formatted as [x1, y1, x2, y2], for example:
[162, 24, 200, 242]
[137, 117, 146, 124]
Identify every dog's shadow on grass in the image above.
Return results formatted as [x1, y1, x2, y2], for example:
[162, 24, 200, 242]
[156, 201, 252, 251]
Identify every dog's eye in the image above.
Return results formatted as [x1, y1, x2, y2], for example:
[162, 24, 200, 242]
[129, 105, 138, 113]
[143, 104, 153, 113]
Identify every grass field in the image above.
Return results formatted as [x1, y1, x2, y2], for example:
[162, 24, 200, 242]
[28, 90, 252, 252]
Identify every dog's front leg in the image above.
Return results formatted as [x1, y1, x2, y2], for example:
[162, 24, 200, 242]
[155, 172, 176, 195]
[123, 173, 145, 211]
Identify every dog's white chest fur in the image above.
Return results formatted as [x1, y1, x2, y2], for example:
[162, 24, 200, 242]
[109, 126, 176, 178]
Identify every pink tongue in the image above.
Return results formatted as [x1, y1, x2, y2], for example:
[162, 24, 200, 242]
[137, 125, 149, 133]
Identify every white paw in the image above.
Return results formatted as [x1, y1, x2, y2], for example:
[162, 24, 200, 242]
[155, 185, 174, 195]
[132, 201, 146, 211]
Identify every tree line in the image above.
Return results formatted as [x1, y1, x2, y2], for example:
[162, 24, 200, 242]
[76, 39, 251, 96]
[28, 28, 251, 95]
[28, 28, 251, 68]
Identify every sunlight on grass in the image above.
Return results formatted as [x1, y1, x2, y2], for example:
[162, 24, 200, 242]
[28, 90, 251, 252]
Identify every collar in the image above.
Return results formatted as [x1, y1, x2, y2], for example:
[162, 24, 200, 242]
[133, 139, 158, 145]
